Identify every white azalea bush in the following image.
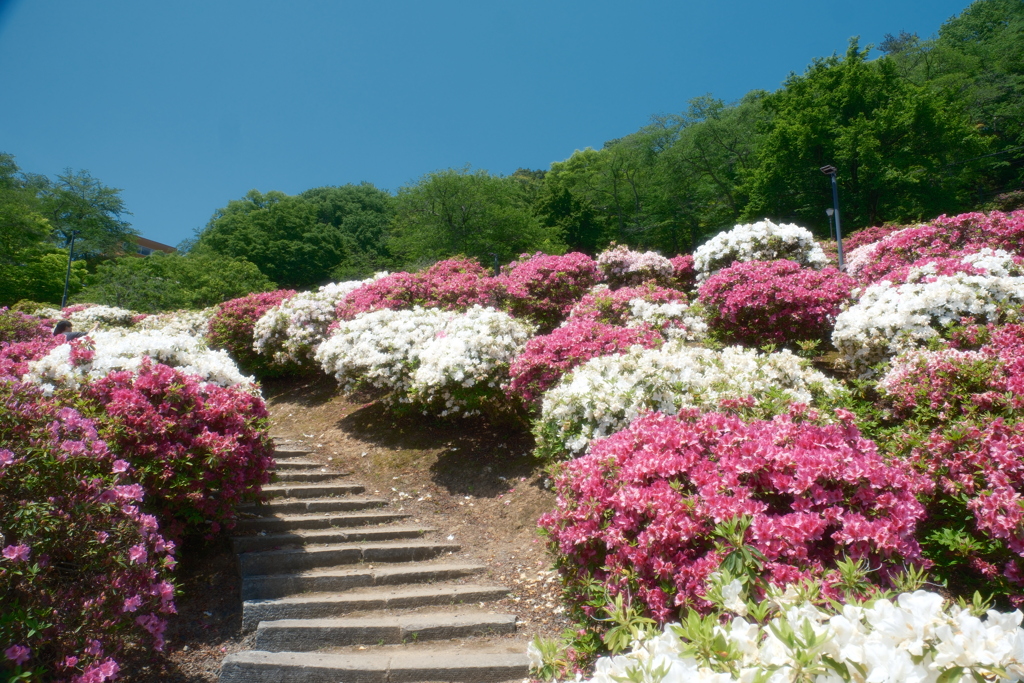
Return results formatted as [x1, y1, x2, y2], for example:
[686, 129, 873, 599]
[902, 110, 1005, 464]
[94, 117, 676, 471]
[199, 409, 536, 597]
[135, 307, 216, 337]
[625, 299, 709, 341]
[25, 328, 253, 391]
[533, 587, 1024, 683]
[832, 271, 1024, 376]
[316, 305, 534, 417]
[595, 244, 676, 287]
[67, 304, 136, 328]
[253, 278, 379, 366]
[693, 220, 828, 281]
[534, 341, 838, 459]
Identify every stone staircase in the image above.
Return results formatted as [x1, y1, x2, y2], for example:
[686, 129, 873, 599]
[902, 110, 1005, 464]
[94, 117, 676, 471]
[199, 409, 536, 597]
[219, 440, 530, 682]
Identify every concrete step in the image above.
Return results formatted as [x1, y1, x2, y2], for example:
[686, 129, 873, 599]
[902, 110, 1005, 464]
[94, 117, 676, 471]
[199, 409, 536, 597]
[242, 561, 486, 600]
[220, 647, 529, 683]
[263, 483, 365, 499]
[239, 497, 389, 515]
[274, 446, 313, 458]
[242, 583, 513, 631]
[231, 525, 434, 554]
[253, 611, 518, 651]
[234, 510, 411, 534]
[272, 471, 351, 483]
[239, 540, 461, 576]
[271, 459, 321, 470]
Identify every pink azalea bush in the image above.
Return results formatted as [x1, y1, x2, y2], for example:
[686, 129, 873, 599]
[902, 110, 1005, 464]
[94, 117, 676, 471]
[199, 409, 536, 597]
[669, 254, 696, 291]
[569, 283, 687, 326]
[842, 224, 906, 252]
[82, 359, 274, 540]
[539, 407, 928, 626]
[595, 244, 675, 288]
[848, 210, 1024, 284]
[206, 289, 296, 377]
[494, 252, 600, 331]
[697, 260, 855, 347]
[0, 308, 52, 344]
[507, 319, 664, 404]
[0, 379, 176, 682]
[0, 337, 61, 379]
[336, 257, 496, 320]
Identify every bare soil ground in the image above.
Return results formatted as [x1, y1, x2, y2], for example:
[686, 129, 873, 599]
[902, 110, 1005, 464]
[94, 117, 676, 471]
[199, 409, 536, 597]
[125, 374, 569, 681]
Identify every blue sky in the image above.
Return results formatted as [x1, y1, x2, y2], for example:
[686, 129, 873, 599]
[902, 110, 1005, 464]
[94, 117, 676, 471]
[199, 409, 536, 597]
[1, 0, 972, 248]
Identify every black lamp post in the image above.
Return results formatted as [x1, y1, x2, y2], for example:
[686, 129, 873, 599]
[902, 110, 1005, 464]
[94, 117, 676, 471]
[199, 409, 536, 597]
[820, 166, 845, 271]
[61, 230, 81, 308]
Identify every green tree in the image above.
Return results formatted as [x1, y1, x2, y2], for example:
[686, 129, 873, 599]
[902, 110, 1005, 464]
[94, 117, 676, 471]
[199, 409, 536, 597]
[76, 252, 275, 312]
[36, 168, 137, 258]
[390, 167, 563, 266]
[745, 39, 988, 232]
[299, 183, 396, 279]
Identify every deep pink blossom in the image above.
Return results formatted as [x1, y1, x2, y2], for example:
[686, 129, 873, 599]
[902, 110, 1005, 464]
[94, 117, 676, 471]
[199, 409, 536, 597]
[494, 252, 600, 330]
[5, 644, 30, 665]
[206, 289, 297, 377]
[2, 543, 30, 562]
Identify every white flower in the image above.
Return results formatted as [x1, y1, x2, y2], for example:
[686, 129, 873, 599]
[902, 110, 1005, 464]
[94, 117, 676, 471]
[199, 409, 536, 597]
[694, 220, 828, 280]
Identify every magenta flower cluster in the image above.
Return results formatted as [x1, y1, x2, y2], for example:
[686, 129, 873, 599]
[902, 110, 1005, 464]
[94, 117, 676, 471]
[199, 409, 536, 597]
[83, 358, 275, 540]
[539, 407, 928, 622]
[206, 289, 296, 377]
[0, 378, 176, 682]
[0, 307, 53, 344]
[569, 283, 687, 326]
[697, 260, 855, 347]
[494, 252, 600, 331]
[336, 258, 497, 320]
[850, 210, 1024, 284]
[669, 254, 696, 291]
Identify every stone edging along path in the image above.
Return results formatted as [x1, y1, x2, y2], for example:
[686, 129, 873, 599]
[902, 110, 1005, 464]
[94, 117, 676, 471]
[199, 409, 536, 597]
[218, 437, 531, 683]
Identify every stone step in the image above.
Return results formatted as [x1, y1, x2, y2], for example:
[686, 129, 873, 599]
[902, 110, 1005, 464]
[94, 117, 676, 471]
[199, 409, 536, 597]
[238, 540, 461, 576]
[234, 510, 411, 534]
[263, 483, 365, 499]
[272, 471, 350, 484]
[220, 648, 529, 683]
[242, 583, 513, 631]
[271, 459, 321, 470]
[239, 497, 388, 515]
[273, 446, 313, 458]
[242, 561, 486, 601]
[253, 611, 518, 651]
[231, 525, 434, 554]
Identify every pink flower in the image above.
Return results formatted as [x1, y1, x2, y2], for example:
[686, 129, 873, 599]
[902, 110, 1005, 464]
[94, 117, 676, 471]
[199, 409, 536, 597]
[128, 543, 147, 565]
[123, 594, 143, 612]
[4, 644, 30, 665]
[2, 544, 30, 562]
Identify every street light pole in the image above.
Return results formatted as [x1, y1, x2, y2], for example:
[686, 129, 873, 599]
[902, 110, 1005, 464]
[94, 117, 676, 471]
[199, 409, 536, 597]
[820, 166, 845, 271]
[61, 230, 81, 308]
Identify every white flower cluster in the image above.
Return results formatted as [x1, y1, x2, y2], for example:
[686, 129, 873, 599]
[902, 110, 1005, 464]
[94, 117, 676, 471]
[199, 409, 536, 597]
[693, 220, 828, 280]
[625, 299, 708, 341]
[596, 245, 675, 285]
[316, 306, 534, 417]
[553, 590, 1024, 683]
[960, 249, 1023, 278]
[832, 272, 1024, 376]
[26, 328, 253, 392]
[135, 307, 216, 337]
[68, 305, 136, 327]
[536, 341, 837, 456]
[254, 277, 380, 365]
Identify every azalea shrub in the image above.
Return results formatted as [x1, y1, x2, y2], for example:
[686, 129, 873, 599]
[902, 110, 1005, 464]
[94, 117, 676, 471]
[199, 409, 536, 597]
[507, 318, 664, 405]
[253, 279, 373, 367]
[847, 210, 1024, 284]
[26, 328, 253, 391]
[64, 304, 136, 329]
[539, 407, 928, 626]
[0, 379, 176, 682]
[336, 258, 496, 320]
[82, 359, 275, 539]
[697, 260, 855, 348]
[669, 254, 696, 291]
[831, 271, 1024, 376]
[594, 244, 674, 288]
[206, 289, 296, 377]
[0, 336, 61, 379]
[0, 308, 51, 344]
[317, 306, 534, 417]
[568, 283, 687, 326]
[534, 342, 838, 459]
[693, 220, 828, 280]
[538, 588, 1024, 683]
[494, 252, 599, 331]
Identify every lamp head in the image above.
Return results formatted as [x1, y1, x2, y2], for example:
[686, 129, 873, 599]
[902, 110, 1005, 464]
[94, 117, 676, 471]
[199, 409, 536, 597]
[826, 208, 834, 216]
[820, 165, 837, 176]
